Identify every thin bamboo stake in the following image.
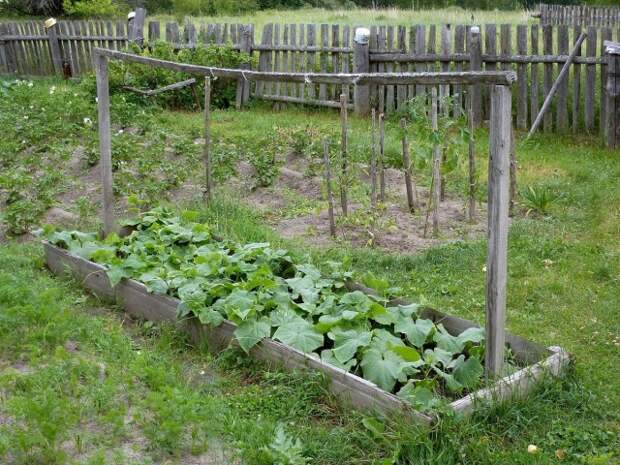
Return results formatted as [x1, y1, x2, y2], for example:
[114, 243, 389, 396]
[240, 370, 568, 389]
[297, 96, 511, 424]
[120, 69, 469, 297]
[203, 76, 212, 203]
[323, 138, 337, 238]
[400, 118, 416, 213]
[431, 87, 441, 237]
[340, 93, 349, 216]
[379, 113, 386, 202]
[370, 108, 378, 209]
[467, 91, 477, 223]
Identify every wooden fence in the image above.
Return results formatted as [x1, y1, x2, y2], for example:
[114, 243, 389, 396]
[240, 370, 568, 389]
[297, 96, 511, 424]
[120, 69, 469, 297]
[0, 20, 130, 77]
[539, 4, 620, 28]
[249, 22, 620, 134]
[1, 18, 620, 133]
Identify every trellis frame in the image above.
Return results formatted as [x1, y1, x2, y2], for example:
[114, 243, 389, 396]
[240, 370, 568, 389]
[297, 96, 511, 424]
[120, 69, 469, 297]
[88, 47, 564, 404]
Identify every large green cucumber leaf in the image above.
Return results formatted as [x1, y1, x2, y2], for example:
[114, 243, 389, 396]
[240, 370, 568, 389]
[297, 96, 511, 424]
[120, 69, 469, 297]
[320, 349, 357, 371]
[273, 319, 324, 353]
[234, 317, 271, 353]
[360, 348, 405, 392]
[328, 328, 373, 364]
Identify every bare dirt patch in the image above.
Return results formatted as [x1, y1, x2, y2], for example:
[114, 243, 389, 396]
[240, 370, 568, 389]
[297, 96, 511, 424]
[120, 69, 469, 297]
[235, 157, 487, 253]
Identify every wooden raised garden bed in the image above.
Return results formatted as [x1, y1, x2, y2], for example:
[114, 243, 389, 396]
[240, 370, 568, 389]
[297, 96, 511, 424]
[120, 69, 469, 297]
[44, 241, 570, 424]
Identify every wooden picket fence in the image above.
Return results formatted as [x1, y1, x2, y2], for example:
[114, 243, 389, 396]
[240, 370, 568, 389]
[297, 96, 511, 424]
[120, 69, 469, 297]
[0, 20, 130, 77]
[539, 3, 620, 28]
[250, 23, 620, 134]
[1, 17, 620, 133]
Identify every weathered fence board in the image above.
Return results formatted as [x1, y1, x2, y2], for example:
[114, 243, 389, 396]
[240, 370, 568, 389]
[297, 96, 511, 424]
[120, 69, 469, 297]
[540, 3, 620, 28]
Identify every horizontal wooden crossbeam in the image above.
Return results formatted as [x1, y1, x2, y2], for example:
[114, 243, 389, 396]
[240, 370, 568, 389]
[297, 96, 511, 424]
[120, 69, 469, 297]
[93, 47, 517, 86]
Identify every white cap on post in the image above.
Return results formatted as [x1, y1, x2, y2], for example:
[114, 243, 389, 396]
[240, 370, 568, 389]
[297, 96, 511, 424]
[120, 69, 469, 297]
[604, 40, 620, 55]
[470, 26, 480, 34]
[44, 18, 57, 29]
[354, 27, 370, 45]
[127, 11, 136, 20]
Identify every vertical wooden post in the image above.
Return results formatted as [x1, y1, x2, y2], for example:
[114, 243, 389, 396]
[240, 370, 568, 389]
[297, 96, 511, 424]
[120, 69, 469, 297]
[431, 87, 441, 237]
[340, 93, 349, 216]
[203, 77, 213, 202]
[94, 53, 114, 237]
[516, 25, 528, 130]
[467, 91, 476, 223]
[236, 24, 252, 109]
[128, 7, 146, 45]
[585, 27, 597, 133]
[485, 85, 512, 379]
[378, 113, 386, 202]
[370, 109, 378, 209]
[185, 22, 197, 48]
[1, 24, 17, 74]
[400, 118, 416, 213]
[0, 25, 8, 74]
[469, 26, 483, 127]
[353, 27, 370, 116]
[45, 18, 63, 75]
[323, 139, 337, 238]
[605, 41, 620, 149]
[509, 128, 517, 217]
[148, 21, 160, 42]
[600, 28, 612, 139]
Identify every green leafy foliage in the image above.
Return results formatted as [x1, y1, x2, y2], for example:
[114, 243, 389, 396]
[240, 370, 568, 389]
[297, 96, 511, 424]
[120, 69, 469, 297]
[261, 424, 311, 465]
[0, 79, 96, 234]
[44, 207, 488, 406]
[521, 184, 562, 216]
[395, 94, 471, 196]
[63, 0, 119, 17]
[83, 41, 254, 110]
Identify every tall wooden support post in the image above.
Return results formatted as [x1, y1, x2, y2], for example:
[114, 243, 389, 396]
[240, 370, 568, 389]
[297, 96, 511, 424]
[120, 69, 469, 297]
[236, 25, 253, 109]
[203, 77, 213, 203]
[509, 128, 517, 217]
[485, 85, 512, 379]
[469, 26, 483, 127]
[431, 88, 441, 237]
[353, 27, 370, 116]
[467, 92, 476, 223]
[128, 7, 146, 45]
[604, 41, 620, 149]
[378, 113, 386, 202]
[323, 139, 337, 238]
[370, 109, 378, 209]
[400, 118, 416, 213]
[44, 18, 63, 76]
[94, 53, 114, 237]
[340, 93, 349, 216]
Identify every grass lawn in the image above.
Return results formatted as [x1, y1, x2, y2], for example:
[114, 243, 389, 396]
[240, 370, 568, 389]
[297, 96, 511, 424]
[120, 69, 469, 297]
[152, 7, 535, 30]
[0, 7, 535, 27]
[0, 76, 619, 465]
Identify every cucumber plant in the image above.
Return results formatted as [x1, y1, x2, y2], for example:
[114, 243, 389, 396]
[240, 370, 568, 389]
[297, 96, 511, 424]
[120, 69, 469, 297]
[43, 207, 489, 410]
